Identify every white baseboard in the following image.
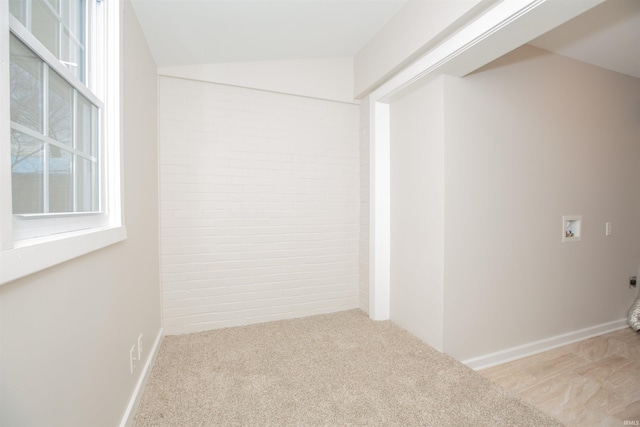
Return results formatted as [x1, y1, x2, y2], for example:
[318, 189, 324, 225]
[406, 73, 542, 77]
[463, 319, 628, 371]
[120, 327, 164, 427]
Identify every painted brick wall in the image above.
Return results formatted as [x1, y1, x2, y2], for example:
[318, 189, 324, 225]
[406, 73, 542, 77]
[359, 99, 370, 314]
[159, 77, 360, 335]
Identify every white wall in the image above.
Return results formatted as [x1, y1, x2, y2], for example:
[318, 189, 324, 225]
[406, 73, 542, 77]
[442, 45, 640, 361]
[159, 57, 355, 104]
[354, 0, 482, 98]
[159, 76, 360, 335]
[359, 98, 370, 313]
[389, 76, 445, 350]
[0, 2, 161, 425]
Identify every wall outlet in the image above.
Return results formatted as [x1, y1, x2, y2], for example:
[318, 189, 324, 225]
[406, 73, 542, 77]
[630, 276, 637, 289]
[137, 333, 143, 361]
[129, 345, 137, 374]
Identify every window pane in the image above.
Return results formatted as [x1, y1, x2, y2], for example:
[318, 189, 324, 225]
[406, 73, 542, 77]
[45, 0, 60, 12]
[60, 0, 85, 82]
[77, 158, 98, 212]
[49, 146, 73, 213]
[13, 0, 86, 82]
[48, 70, 73, 145]
[61, 0, 83, 40]
[10, 34, 44, 133]
[11, 131, 45, 214]
[9, 0, 25, 23]
[76, 94, 96, 155]
[61, 29, 84, 81]
[32, 0, 60, 58]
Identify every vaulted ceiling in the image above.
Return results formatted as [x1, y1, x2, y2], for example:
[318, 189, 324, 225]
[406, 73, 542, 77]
[131, 0, 640, 79]
[530, 0, 640, 79]
[129, 0, 407, 66]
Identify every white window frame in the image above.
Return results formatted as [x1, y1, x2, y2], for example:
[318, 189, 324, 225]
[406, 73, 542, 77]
[0, 0, 126, 285]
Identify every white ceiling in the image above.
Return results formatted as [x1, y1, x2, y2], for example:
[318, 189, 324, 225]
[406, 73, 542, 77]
[131, 0, 640, 80]
[129, 0, 407, 67]
[530, 0, 640, 79]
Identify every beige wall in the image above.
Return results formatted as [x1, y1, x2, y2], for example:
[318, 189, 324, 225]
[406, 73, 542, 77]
[358, 99, 370, 313]
[0, 1, 160, 425]
[390, 76, 445, 351]
[443, 45, 640, 360]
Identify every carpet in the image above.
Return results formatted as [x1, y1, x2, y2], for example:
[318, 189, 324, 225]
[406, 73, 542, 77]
[133, 309, 562, 426]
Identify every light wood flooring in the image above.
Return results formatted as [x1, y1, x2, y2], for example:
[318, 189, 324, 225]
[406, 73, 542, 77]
[480, 328, 640, 426]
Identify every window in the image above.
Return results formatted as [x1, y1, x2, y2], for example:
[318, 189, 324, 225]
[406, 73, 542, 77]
[0, 0, 125, 284]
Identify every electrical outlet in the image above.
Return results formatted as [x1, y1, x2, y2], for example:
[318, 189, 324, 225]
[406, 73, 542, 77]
[137, 333, 143, 361]
[630, 276, 637, 289]
[129, 345, 137, 374]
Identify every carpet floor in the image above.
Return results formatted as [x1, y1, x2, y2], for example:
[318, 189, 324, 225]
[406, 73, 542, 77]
[133, 309, 562, 426]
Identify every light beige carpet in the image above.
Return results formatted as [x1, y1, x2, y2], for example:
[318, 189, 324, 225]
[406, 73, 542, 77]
[133, 310, 562, 426]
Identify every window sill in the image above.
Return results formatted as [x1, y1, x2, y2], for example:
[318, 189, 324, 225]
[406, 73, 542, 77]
[0, 225, 127, 285]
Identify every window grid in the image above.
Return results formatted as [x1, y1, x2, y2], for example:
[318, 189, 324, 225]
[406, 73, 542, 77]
[1, 0, 124, 282]
[42, 63, 49, 213]
[14, 0, 86, 83]
[9, 3, 100, 218]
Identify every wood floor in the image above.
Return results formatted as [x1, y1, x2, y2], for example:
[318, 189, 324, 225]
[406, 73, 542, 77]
[479, 328, 640, 426]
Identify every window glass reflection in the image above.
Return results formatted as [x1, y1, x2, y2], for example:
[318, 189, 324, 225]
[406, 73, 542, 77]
[49, 70, 73, 145]
[49, 146, 73, 213]
[11, 130, 45, 214]
[10, 35, 44, 133]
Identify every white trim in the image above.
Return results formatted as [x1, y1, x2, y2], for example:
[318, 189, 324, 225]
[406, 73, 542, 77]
[0, 0, 124, 283]
[104, 0, 123, 229]
[0, 225, 126, 284]
[462, 319, 628, 371]
[368, 100, 390, 320]
[0, 0, 13, 250]
[12, 213, 109, 241]
[367, 0, 605, 321]
[120, 328, 164, 427]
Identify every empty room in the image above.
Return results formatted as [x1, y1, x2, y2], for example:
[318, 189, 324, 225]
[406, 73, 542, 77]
[1, 0, 639, 426]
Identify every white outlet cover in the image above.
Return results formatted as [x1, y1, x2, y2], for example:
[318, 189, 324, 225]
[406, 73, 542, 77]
[137, 333, 143, 360]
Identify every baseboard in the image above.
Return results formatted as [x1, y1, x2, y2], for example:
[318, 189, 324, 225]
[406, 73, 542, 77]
[119, 327, 164, 427]
[462, 319, 628, 371]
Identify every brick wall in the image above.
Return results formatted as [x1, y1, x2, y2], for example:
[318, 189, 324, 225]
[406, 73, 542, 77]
[159, 77, 360, 334]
